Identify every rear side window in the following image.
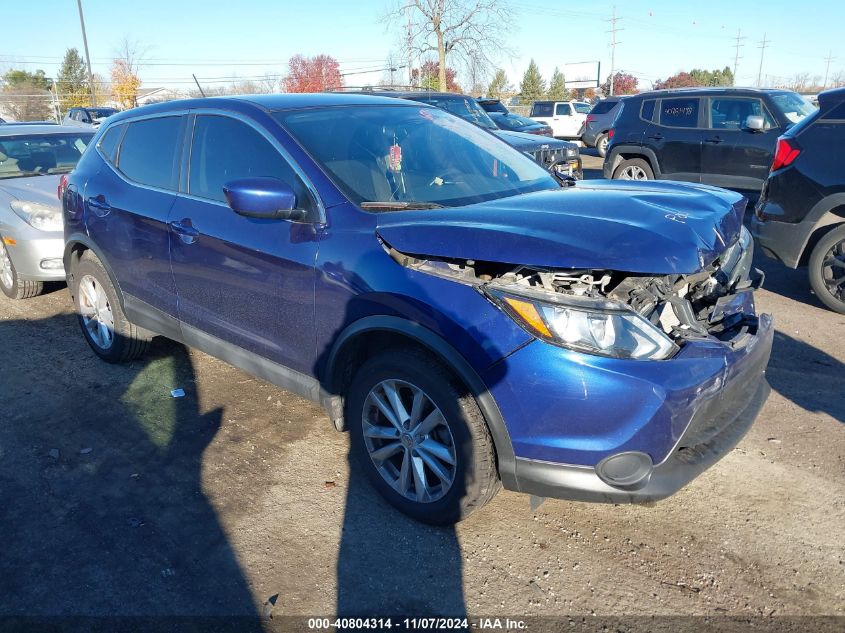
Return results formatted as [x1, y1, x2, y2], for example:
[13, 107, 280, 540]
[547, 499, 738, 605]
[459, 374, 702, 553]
[188, 115, 312, 212]
[555, 103, 572, 116]
[97, 124, 123, 163]
[118, 117, 182, 190]
[590, 100, 617, 115]
[640, 100, 656, 122]
[531, 103, 553, 117]
[660, 98, 700, 128]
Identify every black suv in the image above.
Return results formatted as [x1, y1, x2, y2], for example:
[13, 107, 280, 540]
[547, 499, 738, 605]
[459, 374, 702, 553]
[603, 88, 817, 195]
[752, 87, 845, 313]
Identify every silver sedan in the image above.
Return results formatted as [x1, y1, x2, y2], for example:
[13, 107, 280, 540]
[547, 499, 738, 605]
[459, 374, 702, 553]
[0, 125, 94, 299]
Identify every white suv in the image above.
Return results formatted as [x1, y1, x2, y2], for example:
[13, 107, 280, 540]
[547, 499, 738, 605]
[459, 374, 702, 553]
[529, 100, 592, 139]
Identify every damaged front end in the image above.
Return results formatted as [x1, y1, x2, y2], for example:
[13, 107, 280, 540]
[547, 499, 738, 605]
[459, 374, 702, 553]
[384, 226, 762, 360]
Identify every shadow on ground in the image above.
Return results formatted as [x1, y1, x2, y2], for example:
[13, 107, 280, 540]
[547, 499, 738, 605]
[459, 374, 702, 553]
[0, 313, 263, 630]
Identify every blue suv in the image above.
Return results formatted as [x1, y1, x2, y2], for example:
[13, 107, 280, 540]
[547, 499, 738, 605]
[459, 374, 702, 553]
[62, 94, 773, 524]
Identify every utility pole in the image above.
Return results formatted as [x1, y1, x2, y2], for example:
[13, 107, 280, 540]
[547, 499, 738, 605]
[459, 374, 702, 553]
[75, 0, 97, 106]
[606, 6, 622, 95]
[756, 33, 769, 88]
[823, 51, 835, 89]
[406, 6, 414, 88]
[732, 29, 746, 85]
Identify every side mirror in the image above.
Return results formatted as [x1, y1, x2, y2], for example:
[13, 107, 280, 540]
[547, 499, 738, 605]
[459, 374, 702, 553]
[745, 115, 765, 132]
[223, 177, 305, 221]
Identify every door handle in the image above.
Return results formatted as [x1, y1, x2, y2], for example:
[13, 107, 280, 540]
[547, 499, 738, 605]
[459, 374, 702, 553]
[169, 219, 199, 244]
[647, 133, 664, 140]
[704, 137, 723, 144]
[86, 195, 111, 217]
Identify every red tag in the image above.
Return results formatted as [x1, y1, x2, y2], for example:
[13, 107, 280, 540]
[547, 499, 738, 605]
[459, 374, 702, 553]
[389, 143, 402, 171]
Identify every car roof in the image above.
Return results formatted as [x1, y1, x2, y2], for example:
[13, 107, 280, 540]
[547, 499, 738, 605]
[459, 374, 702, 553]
[102, 92, 430, 124]
[0, 124, 93, 137]
[633, 87, 792, 98]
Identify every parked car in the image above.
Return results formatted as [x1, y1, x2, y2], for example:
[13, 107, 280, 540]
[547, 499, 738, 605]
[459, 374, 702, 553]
[2, 121, 59, 126]
[752, 87, 845, 313]
[355, 90, 582, 178]
[580, 97, 624, 157]
[62, 107, 119, 128]
[489, 111, 553, 136]
[529, 100, 592, 139]
[476, 98, 509, 114]
[0, 124, 93, 299]
[603, 88, 817, 197]
[63, 94, 772, 524]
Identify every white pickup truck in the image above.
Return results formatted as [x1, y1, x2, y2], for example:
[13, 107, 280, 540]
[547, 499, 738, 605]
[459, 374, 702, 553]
[529, 100, 592, 140]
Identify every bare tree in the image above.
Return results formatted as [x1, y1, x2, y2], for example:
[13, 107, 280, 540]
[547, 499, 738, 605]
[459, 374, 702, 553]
[386, 0, 511, 92]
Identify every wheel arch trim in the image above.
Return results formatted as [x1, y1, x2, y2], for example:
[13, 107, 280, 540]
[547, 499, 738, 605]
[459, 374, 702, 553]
[321, 315, 518, 489]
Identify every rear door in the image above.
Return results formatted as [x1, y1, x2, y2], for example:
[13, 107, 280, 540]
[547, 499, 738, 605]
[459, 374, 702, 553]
[168, 112, 319, 374]
[529, 102, 554, 130]
[552, 103, 579, 138]
[84, 114, 185, 320]
[647, 97, 703, 182]
[701, 96, 779, 191]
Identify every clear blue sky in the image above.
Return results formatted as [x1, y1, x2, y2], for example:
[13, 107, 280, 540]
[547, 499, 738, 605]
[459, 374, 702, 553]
[1, 0, 842, 91]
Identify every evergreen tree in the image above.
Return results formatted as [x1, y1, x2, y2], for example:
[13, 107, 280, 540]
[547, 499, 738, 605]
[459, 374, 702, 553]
[546, 67, 567, 100]
[487, 68, 511, 100]
[519, 59, 545, 105]
[56, 48, 90, 111]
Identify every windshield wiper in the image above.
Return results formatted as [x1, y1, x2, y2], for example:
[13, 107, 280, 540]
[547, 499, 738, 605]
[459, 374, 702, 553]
[360, 201, 444, 210]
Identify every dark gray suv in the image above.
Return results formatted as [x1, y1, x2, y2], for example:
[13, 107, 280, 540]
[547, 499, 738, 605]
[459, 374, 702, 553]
[580, 97, 624, 157]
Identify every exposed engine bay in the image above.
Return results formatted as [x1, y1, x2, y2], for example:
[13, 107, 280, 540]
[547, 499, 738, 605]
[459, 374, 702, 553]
[384, 227, 763, 348]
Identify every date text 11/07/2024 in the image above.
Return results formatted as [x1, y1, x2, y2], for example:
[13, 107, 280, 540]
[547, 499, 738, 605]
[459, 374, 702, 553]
[306, 617, 527, 630]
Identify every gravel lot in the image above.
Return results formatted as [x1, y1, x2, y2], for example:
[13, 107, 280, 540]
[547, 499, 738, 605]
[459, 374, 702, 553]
[1, 152, 843, 630]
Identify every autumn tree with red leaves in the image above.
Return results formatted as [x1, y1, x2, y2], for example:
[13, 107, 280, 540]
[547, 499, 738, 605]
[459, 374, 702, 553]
[412, 61, 460, 92]
[282, 54, 343, 93]
[600, 72, 638, 96]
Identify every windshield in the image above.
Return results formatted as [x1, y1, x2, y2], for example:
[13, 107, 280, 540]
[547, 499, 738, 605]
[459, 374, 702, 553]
[770, 92, 817, 124]
[275, 105, 557, 208]
[413, 96, 499, 130]
[0, 132, 93, 179]
[89, 108, 118, 119]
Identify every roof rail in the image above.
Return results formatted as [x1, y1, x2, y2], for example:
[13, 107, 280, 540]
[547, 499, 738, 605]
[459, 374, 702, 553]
[324, 84, 425, 93]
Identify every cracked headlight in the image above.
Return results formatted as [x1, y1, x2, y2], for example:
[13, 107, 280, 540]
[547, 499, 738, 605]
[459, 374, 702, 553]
[11, 201, 63, 232]
[488, 287, 678, 360]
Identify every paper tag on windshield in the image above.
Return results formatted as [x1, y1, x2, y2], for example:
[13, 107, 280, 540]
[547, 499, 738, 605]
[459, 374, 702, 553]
[388, 143, 402, 172]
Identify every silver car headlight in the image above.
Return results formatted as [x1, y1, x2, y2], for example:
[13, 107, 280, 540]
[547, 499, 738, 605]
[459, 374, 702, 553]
[565, 148, 577, 158]
[10, 201, 63, 232]
[488, 287, 678, 360]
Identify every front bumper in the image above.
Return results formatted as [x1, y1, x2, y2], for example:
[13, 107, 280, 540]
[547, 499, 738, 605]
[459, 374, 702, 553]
[485, 311, 774, 503]
[0, 230, 65, 281]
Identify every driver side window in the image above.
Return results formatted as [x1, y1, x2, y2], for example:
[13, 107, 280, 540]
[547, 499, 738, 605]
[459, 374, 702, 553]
[188, 115, 313, 214]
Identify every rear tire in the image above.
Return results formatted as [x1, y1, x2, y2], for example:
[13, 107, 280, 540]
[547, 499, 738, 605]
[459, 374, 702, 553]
[69, 251, 151, 362]
[596, 133, 609, 158]
[0, 240, 44, 300]
[808, 224, 845, 314]
[613, 157, 654, 181]
[345, 347, 500, 525]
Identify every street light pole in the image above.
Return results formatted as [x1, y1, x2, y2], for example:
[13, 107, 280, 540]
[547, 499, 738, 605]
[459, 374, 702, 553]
[76, 0, 97, 106]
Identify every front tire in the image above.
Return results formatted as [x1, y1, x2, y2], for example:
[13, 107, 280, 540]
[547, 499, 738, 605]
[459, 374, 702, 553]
[613, 157, 654, 181]
[346, 348, 500, 525]
[808, 224, 845, 314]
[70, 252, 151, 362]
[0, 240, 43, 300]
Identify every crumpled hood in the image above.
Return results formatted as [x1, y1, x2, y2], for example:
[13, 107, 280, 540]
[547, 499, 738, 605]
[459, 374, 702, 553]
[0, 175, 62, 208]
[376, 180, 746, 274]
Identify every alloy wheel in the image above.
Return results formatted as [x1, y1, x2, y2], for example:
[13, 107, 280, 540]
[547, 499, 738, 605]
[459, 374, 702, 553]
[821, 238, 845, 302]
[598, 136, 609, 155]
[77, 274, 115, 350]
[0, 243, 12, 289]
[618, 165, 649, 180]
[362, 379, 457, 503]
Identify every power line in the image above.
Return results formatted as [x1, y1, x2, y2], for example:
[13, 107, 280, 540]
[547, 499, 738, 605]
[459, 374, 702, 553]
[757, 33, 769, 87]
[823, 51, 835, 89]
[606, 5, 622, 95]
[732, 29, 746, 85]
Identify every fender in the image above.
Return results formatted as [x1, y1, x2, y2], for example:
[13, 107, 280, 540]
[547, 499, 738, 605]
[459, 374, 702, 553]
[321, 315, 518, 490]
[63, 233, 125, 309]
[794, 194, 845, 265]
[604, 144, 662, 179]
